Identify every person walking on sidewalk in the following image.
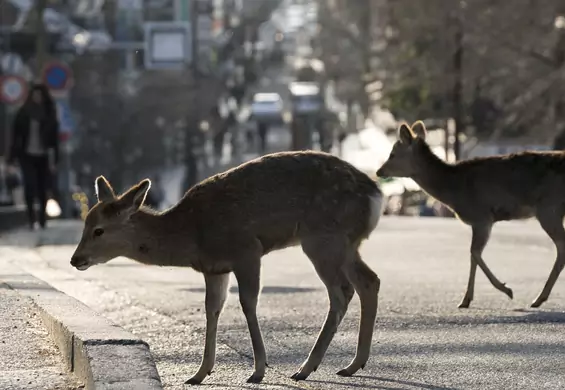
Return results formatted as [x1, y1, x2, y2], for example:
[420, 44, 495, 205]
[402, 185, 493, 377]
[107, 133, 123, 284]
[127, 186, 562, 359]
[210, 106, 227, 167]
[257, 121, 269, 154]
[7, 84, 59, 230]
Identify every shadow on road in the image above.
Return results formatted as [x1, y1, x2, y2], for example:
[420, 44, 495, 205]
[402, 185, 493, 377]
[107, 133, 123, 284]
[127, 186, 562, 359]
[182, 286, 320, 294]
[436, 310, 565, 326]
[309, 375, 460, 390]
[198, 382, 308, 390]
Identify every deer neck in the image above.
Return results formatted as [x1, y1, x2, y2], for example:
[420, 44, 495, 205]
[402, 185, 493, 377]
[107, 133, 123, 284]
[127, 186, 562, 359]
[124, 207, 197, 268]
[410, 144, 460, 207]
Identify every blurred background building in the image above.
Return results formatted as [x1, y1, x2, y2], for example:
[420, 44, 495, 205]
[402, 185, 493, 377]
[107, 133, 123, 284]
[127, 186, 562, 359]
[2, 0, 565, 219]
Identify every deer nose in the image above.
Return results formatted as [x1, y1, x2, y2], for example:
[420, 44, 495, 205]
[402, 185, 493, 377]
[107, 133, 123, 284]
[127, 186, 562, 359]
[70, 255, 85, 267]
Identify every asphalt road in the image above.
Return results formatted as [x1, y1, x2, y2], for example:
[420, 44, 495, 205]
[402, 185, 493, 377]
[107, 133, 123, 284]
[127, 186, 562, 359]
[5, 216, 565, 390]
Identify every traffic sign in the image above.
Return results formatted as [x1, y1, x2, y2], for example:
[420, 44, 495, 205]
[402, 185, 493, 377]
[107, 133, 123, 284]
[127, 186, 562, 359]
[144, 21, 192, 70]
[42, 61, 73, 91]
[0, 75, 28, 104]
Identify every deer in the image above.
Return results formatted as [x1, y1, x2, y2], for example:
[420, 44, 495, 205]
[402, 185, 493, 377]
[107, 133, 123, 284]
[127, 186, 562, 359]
[377, 120, 565, 309]
[70, 150, 383, 385]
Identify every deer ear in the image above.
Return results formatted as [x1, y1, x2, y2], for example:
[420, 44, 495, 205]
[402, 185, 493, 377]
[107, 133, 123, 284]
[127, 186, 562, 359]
[410, 120, 427, 141]
[398, 123, 414, 144]
[120, 179, 151, 212]
[95, 176, 116, 203]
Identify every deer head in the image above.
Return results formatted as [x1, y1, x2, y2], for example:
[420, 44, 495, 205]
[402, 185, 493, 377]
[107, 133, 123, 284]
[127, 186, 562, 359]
[70, 176, 151, 271]
[376, 121, 428, 179]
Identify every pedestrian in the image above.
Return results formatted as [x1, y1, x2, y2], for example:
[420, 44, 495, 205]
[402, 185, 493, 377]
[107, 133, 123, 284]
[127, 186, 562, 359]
[257, 121, 268, 154]
[226, 110, 239, 159]
[210, 106, 227, 167]
[7, 83, 59, 230]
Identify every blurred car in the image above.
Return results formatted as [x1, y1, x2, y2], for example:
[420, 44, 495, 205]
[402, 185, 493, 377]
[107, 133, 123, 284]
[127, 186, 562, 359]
[250, 93, 284, 125]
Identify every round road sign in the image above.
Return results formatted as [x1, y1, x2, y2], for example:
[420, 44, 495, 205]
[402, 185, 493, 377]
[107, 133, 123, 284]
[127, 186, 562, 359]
[42, 61, 73, 91]
[0, 75, 28, 104]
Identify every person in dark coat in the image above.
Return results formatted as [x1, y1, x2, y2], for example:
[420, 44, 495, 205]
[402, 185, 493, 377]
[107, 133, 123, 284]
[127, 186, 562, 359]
[7, 83, 59, 229]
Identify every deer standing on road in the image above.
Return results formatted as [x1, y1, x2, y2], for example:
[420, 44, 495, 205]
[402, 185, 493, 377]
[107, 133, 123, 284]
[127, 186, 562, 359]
[71, 151, 383, 384]
[377, 121, 565, 309]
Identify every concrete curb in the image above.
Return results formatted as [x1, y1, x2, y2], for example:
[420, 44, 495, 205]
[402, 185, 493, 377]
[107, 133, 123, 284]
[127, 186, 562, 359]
[0, 205, 27, 232]
[1, 261, 163, 390]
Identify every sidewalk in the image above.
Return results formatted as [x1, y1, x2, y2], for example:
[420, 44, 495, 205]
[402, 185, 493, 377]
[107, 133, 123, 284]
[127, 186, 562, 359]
[0, 219, 82, 248]
[0, 283, 82, 390]
[0, 233, 163, 390]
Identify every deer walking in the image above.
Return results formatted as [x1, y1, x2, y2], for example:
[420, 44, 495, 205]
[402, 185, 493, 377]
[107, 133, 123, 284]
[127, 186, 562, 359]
[71, 151, 383, 384]
[377, 121, 565, 309]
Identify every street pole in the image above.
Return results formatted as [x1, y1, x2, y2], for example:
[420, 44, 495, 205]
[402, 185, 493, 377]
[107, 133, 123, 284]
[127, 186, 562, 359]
[33, 0, 48, 79]
[33, 0, 74, 218]
[452, 5, 463, 161]
[2, 23, 12, 160]
[182, 0, 201, 193]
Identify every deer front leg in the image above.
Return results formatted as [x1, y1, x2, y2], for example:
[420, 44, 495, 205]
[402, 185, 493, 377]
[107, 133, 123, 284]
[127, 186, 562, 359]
[234, 259, 268, 384]
[185, 273, 230, 385]
[459, 223, 512, 308]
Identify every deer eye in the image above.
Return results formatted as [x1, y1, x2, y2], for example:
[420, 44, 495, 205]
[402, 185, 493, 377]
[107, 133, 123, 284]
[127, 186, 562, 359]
[93, 228, 104, 237]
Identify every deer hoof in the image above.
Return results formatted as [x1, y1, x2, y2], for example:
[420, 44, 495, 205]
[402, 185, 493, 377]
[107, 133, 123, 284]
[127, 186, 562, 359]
[291, 371, 310, 381]
[336, 368, 354, 377]
[531, 297, 546, 308]
[185, 376, 204, 385]
[458, 297, 471, 309]
[246, 373, 264, 384]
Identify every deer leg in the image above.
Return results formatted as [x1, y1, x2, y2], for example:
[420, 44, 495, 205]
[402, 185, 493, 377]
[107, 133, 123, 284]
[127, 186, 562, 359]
[291, 236, 355, 381]
[185, 273, 230, 385]
[458, 257, 477, 308]
[233, 259, 268, 384]
[459, 223, 492, 308]
[337, 251, 380, 377]
[531, 210, 565, 308]
[464, 223, 513, 306]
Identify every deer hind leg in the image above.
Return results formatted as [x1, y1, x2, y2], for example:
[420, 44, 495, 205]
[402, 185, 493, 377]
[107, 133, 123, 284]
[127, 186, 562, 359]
[233, 257, 268, 384]
[531, 209, 565, 308]
[291, 235, 355, 381]
[458, 253, 478, 308]
[337, 251, 380, 377]
[186, 273, 230, 385]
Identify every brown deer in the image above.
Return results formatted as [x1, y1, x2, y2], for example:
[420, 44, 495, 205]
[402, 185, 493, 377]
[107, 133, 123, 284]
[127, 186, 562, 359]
[70, 150, 383, 384]
[377, 121, 565, 309]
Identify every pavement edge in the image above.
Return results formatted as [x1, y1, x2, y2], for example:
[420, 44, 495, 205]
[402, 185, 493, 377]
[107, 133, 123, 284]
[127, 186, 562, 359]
[1, 261, 163, 390]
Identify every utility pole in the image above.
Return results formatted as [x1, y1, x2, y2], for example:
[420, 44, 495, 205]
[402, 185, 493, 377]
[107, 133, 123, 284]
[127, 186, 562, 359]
[33, 0, 48, 79]
[182, 0, 202, 192]
[33, 0, 76, 218]
[452, 5, 463, 161]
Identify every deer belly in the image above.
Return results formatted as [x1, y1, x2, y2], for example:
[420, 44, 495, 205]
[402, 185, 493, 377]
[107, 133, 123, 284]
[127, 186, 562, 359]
[491, 205, 536, 221]
[256, 222, 301, 254]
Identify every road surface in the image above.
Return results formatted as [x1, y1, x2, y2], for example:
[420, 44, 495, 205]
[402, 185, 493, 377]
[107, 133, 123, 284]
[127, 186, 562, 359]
[3, 217, 565, 389]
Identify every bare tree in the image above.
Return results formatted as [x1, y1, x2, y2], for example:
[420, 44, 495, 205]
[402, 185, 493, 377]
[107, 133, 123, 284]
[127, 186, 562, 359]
[316, 0, 565, 146]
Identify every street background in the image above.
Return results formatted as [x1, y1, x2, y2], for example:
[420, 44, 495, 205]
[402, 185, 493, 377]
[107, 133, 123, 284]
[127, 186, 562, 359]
[2, 0, 565, 389]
